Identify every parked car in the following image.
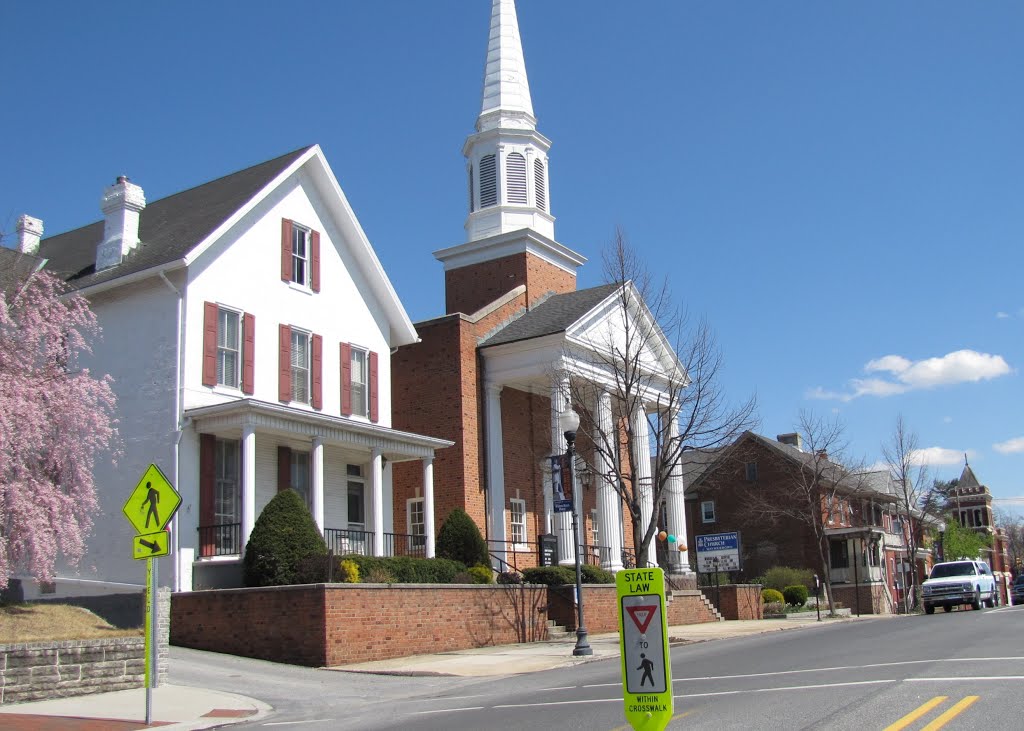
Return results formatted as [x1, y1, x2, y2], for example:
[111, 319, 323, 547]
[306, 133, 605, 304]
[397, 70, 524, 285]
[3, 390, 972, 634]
[1012, 575, 1024, 605]
[921, 560, 998, 614]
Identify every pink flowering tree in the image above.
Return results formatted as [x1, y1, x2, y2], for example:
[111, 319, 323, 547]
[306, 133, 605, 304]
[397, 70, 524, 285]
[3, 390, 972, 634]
[0, 262, 117, 589]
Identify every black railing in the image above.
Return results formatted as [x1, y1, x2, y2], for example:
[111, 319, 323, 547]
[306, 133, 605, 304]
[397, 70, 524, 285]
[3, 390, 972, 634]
[621, 548, 637, 569]
[487, 540, 610, 570]
[197, 523, 241, 558]
[324, 528, 425, 558]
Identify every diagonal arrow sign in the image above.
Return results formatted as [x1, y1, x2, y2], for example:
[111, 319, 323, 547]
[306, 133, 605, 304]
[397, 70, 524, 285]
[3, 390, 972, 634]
[139, 538, 161, 554]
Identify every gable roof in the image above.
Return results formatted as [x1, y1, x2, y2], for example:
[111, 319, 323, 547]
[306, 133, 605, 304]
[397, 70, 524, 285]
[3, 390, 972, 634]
[38, 146, 312, 290]
[479, 283, 620, 347]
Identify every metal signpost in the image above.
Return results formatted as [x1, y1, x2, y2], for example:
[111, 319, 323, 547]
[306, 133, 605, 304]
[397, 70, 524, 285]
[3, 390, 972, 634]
[122, 464, 181, 726]
[617, 567, 673, 731]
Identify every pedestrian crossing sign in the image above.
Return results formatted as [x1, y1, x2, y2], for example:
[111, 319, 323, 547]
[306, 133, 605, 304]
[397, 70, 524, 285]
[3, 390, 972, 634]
[617, 566, 673, 731]
[122, 464, 181, 535]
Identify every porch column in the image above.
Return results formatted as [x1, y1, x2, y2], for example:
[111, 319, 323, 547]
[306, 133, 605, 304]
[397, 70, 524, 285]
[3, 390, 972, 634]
[241, 424, 256, 549]
[423, 456, 436, 559]
[371, 448, 384, 556]
[664, 409, 690, 574]
[594, 390, 623, 571]
[485, 382, 507, 565]
[552, 377, 575, 566]
[311, 436, 324, 533]
[632, 404, 657, 568]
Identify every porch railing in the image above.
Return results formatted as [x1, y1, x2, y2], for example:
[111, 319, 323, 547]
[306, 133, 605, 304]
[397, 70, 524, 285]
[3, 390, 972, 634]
[197, 523, 242, 558]
[487, 540, 609, 571]
[323, 528, 426, 558]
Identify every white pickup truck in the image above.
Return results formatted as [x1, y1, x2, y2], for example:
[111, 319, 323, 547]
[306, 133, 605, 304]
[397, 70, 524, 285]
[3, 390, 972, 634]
[921, 560, 998, 614]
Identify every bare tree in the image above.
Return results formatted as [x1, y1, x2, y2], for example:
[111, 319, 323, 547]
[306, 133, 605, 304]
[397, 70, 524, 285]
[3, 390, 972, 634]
[737, 411, 865, 615]
[994, 509, 1024, 576]
[560, 230, 756, 569]
[881, 414, 932, 609]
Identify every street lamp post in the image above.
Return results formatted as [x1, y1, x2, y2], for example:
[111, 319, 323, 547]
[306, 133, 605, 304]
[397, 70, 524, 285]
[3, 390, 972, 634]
[559, 407, 592, 657]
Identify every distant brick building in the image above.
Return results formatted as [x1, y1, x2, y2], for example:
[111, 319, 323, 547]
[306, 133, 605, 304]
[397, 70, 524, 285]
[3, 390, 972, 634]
[945, 463, 1013, 602]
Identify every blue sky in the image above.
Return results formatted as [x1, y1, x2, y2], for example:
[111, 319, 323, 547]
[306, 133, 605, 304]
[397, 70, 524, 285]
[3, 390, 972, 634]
[3, 1, 1021, 513]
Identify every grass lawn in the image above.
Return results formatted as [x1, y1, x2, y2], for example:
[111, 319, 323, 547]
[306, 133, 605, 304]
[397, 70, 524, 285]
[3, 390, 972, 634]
[0, 604, 143, 644]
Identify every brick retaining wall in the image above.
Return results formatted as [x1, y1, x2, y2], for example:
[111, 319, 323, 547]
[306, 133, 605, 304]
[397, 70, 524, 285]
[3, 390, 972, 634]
[699, 584, 764, 620]
[548, 586, 720, 632]
[171, 583, 553, 667]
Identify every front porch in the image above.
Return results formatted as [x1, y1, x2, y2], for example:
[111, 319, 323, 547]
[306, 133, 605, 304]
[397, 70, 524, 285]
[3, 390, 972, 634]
[184, 399, 451, 589]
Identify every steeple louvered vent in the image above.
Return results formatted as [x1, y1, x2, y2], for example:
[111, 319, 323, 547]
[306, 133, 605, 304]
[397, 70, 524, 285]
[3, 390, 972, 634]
[534, 159, 546, 212]
[506, 152, 527, 204]
[480, 154, 497, 208]
[468, 164, 475, 212]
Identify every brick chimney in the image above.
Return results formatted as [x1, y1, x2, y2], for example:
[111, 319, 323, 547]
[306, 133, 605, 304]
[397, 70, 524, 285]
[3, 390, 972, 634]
[16, 215, 43, 254]
[96, 176, 146, 270]
[777, 432, 802, 451]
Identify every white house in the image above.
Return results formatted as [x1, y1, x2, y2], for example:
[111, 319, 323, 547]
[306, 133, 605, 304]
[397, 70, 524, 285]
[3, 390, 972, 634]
[24, 145, 451, 596]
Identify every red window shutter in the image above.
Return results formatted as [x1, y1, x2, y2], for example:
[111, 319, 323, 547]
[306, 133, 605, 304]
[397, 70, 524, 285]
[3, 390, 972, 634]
[311, 333, 323, 410]
[278, 325, 292, 402]
[340, 342, 352, 416]
[369, 350, 379, 423]
[311, 230, 321, 293]
[281, 219, 293, 282]
[242, 313, 255, 395]
[199, 433, 216, 557]
[277, 446, 292, 493]
[202, 302, 218, 387]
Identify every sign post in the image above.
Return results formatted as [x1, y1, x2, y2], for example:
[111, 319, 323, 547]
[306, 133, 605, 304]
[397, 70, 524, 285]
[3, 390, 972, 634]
[617, 567, 673, 731]
[122, 464, 181, 726]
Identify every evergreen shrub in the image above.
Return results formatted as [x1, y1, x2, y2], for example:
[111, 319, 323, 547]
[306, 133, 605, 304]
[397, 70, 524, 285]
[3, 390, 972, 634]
[783, 585, 809, 607]
[580, 564, 615, 584]
[522, 566, 576, 585]
[243, 489, 327, 587]
[756, 566, 814, 592]
[761, 588, 785, 605]
[436, 508, 490, 567]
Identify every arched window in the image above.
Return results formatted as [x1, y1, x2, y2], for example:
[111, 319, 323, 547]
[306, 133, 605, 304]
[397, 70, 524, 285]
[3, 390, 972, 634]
[534, 158, 547, 212]
[506, 152, 528, 204]
[479, 154, 497, 208]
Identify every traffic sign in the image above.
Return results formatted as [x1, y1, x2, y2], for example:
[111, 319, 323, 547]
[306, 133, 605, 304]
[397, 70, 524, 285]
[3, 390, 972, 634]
[123, 464, 181, 535]
[133, 531, 170, 560]
[617, 567, 673, 731]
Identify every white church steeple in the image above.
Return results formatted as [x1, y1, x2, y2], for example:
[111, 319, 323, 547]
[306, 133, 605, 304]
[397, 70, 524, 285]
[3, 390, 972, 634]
[462, 0, 554, 242]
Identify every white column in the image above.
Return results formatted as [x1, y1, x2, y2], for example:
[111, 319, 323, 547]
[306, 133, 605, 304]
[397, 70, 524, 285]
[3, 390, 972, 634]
[632, 405, 657, 568]
[241, 424, 256, 549]
[485, 382, 507, 565]
[552, 377, 575, 566]
[371, 448, 384, 556]
[664, 410, 691, 574]
[595, 390, 623, 571]
[311, 437, 324, 534]
[423, 457, 436, 559]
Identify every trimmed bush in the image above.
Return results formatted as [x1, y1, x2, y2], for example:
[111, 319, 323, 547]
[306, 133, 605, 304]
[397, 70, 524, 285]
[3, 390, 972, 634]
[764, 601, 785, 615]
[756, 566, 814, 593]
[467, 565, 495, 584]
[436, 508, 490, 567]
[761, 588, 784, 605]
[783, 585, 809, 607]
[522, 566, 576, 586]
[497, 571, 524, 585]
[340, 554, 466, 584]
[243, 489, 327, 587]
[338, 559, 360, 583]
[580, 564, 615, 584]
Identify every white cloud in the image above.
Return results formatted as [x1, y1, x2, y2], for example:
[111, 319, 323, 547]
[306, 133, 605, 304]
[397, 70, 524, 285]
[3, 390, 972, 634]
[910, 447, 970, 466]
[996, 311, 1010, 319]
[993, 437, 1024, 455]
[942, 416, 953, 424]
[808, 349, 1012, 401]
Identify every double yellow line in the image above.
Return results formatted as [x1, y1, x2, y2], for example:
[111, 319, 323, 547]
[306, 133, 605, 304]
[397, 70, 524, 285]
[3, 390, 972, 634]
[884, 695, 979, 731]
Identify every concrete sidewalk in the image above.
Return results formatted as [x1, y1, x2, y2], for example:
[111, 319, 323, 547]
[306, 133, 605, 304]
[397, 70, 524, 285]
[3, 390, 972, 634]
[0, 613, 883, 729]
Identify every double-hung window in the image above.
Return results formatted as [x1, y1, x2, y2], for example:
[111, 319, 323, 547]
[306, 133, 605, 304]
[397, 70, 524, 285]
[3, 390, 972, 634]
[350, 347, 368, 417]
[509, 498, 527, 547]
[291, 451, 311, 508]
[214, 438, 241, 553]
[291, 330, 311, 404]
[291, 224, 310, 287]
[408, 498, 426, 549]
[217, 308, 241, 388]
[701, 500, 716, 523]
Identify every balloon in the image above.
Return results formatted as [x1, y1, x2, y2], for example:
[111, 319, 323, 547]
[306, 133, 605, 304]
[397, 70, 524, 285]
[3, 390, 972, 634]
[658, 531, 667, 541]
[667, 534, 676, 543]
[678, 543, 687, 552]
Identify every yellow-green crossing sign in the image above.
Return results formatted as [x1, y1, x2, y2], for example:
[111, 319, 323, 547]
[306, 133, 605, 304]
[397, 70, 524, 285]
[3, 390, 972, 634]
[617, 566, 674, 731]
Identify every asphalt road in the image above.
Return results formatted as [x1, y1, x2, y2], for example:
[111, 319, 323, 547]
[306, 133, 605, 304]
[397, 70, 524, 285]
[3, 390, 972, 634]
[169, 604, 1024, 730]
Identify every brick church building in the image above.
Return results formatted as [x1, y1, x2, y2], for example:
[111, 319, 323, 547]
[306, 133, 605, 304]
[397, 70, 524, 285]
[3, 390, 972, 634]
[391, 0, 691, 575]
